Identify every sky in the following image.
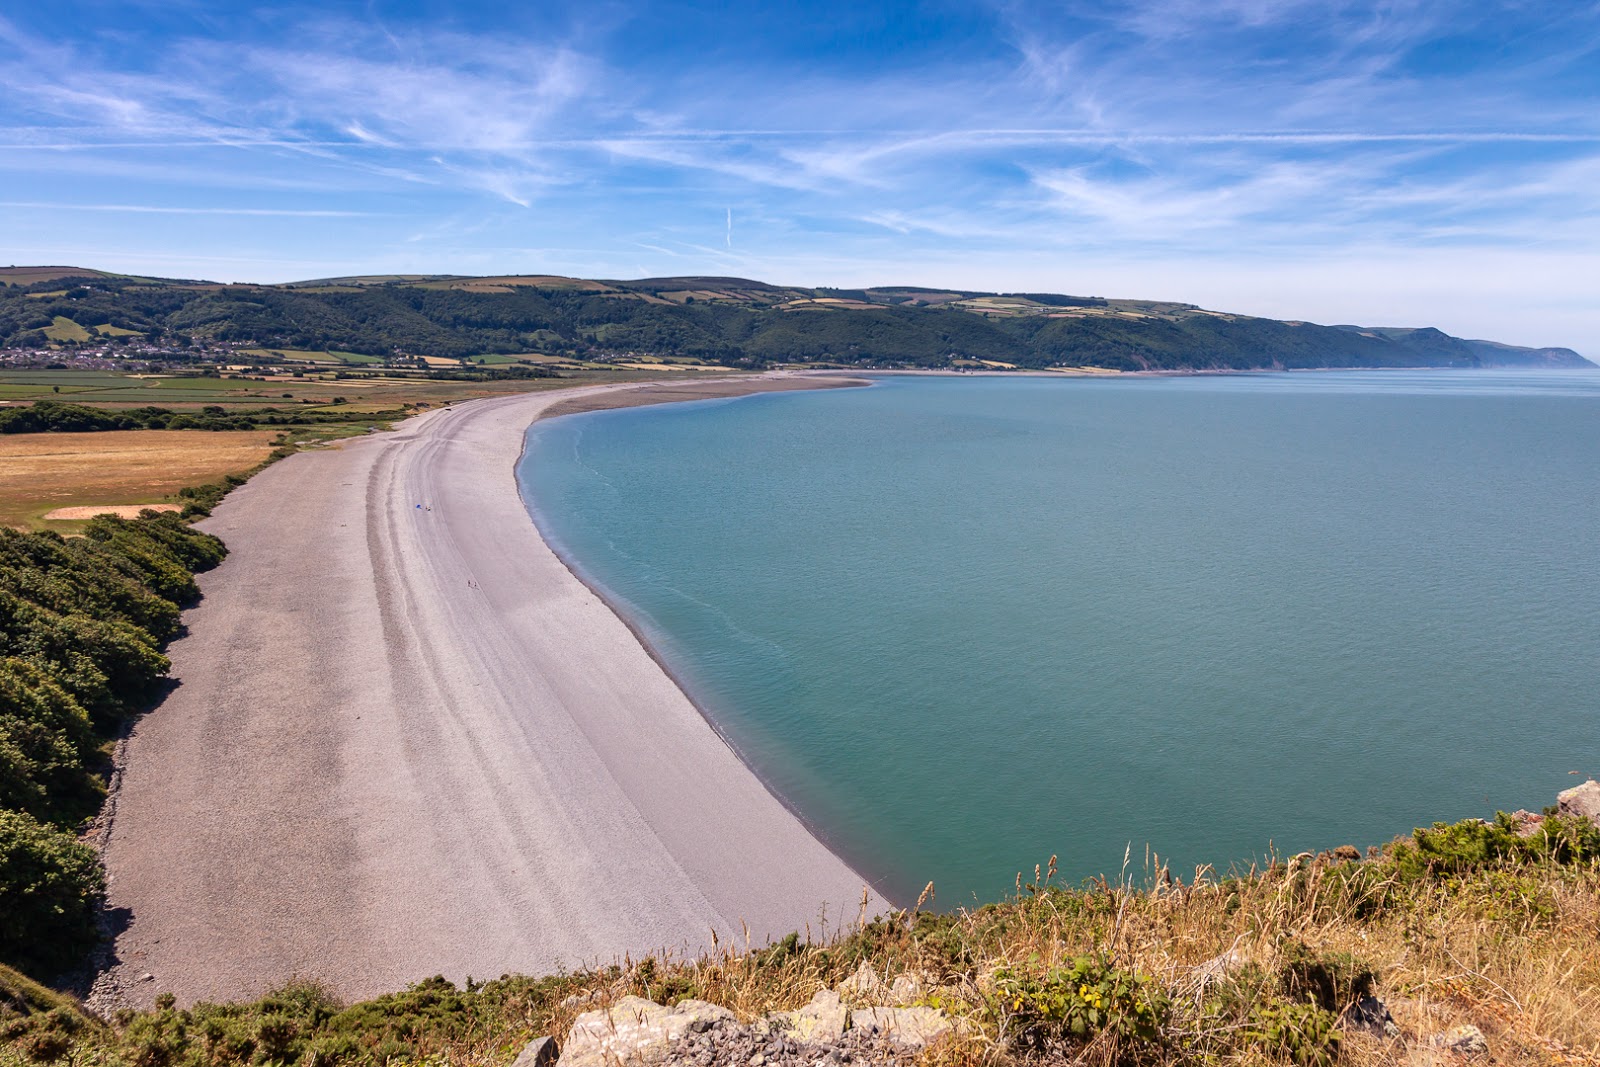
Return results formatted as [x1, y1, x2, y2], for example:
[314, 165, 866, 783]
[2, 1, 1598, 354]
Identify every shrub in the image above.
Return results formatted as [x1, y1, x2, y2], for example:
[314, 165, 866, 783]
[994, 955, 1168, 1049]
[0, 659, 101, 825]
[0, 810, 105, 978]
[1389, 811, 1600, 882]
[1244, 1001, 1342, 1066]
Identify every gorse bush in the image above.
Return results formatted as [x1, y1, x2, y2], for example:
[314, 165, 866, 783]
[0, 513, 225, 979]
[1390, 811, 1600, 880]
[0, 660, 101, 824]
[994, 955, 1168, 1047]
[0, 811, 105, 978]
[1243, 1001, 1342, 1067]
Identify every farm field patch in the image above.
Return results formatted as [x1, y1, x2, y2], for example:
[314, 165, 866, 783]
[0, 429, 282, 529]
[43, 316, 92, 342]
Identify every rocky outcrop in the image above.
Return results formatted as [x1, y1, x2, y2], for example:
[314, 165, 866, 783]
[510, 1036, 559, 1067]
[562, 997, 736, 1067]
[1556, 779, 1600, 823]
[761, 990, 848, 1043]
[544, 968, 956, 1067]
[835, 960, 885, 1002]
[850, 1006, 953, 1047]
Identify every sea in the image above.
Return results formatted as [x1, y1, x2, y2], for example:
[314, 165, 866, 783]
[517, 370, 1600, 906]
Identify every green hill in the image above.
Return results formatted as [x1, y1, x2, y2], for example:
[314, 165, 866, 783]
[1, 268, 1588, 371]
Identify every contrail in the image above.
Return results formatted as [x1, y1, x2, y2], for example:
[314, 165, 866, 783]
[726, 207, 732, 248]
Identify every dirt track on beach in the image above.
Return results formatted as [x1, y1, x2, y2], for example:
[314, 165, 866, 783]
[97, 374, 882, 1007]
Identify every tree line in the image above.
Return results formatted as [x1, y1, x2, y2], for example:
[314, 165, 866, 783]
[0, 402, 412, 435]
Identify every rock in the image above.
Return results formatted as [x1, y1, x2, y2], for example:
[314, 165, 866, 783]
[836, 960, 885, 1001]
[886, 974, 927, 1006]
[1507, 810, 1546, 837]
[766, 990, 849, 1043]
[1186, 948, 1246, 995]
[850, 1006, 952, 1048]
[1342, 995, 1400, 1039]
[1557, 779, 1600, 824]
[563, 996, 736, 1067]
[1429, 1025, 1488, 1056]
[510, 1036, 559, 1067]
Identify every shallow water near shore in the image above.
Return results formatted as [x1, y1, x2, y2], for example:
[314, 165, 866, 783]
[518, 370, 1600, 905]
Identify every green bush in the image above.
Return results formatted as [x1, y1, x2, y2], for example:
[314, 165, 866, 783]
[1276, 941, 1375, 1012]
[0, 659, 101, 825]
[1244, 1001, 1342, 1066]
[0, 510, 227, 982]
[0, 810, 105, 978]
[994, 955, 1168, 1048]
[1390, 811, 1600, 882]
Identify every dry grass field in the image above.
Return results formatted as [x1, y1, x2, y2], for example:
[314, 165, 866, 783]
[0, 429, 281, 529]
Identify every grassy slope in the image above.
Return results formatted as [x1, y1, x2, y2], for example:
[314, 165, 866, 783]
[2, 814, 1596, 1067]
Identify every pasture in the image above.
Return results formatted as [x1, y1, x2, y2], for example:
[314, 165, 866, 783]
[43, 316, 92, 342]
[0, 429, 282, 529]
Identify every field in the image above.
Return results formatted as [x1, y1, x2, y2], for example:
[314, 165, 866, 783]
[42, 316, 92, 342]
[0, 266, 122, 286]
[0, 366, 724, 410]
[0, 429, 283, 529]
[0, 370, 359, 406]
[236, 348, 387, 365]
[0, 367, 744, 528]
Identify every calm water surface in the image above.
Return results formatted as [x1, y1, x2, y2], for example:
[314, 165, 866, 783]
[518, 371, 1600, 904]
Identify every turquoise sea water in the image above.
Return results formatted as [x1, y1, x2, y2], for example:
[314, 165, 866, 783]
[517, 371, 1600, 905]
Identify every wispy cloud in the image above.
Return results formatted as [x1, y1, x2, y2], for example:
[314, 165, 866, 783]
[1, 1, 1597, 350]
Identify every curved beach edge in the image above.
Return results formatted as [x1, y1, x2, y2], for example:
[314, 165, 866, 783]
[95, 372, 884, 1009]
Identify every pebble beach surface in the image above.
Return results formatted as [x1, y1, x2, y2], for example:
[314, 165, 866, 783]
[96, 374, 881, 1007]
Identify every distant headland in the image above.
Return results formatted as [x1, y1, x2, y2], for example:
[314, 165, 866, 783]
[1, 266, 1589, 373]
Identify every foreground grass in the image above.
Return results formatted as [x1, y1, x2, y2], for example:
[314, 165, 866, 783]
[4, 813, 1597, 1067]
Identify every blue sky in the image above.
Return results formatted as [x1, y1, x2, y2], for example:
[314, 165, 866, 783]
[2, 1, 1597, 353]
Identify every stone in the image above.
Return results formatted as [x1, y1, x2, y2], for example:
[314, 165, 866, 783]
[509, 1036, 559, 1067]
[563, 996, 737, 1067]
[1429, 1025, 1488, 1057]
[1557, 780, 1600, 824]
[1341, 996, 1400, 1040]
[849, 1007, 952, 1048]
[836, 961, 885, 1001]
[1187, 948, 1246, 995]
[886, 974, 927, 1006]
[1507, 810, 1546, 837]
[766, 990, 849, 1044]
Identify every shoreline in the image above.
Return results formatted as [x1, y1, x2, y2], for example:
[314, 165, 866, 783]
[512, 376, 893, 906]
[95, 371, 887, 1009]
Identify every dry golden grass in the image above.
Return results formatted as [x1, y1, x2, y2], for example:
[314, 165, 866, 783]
[0, 429, 280, 529]
[4, 823, 1598, 1067]
[42, 503, 183, 520]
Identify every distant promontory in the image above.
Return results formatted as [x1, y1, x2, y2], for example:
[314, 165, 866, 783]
[1, 267, 1589, 372]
